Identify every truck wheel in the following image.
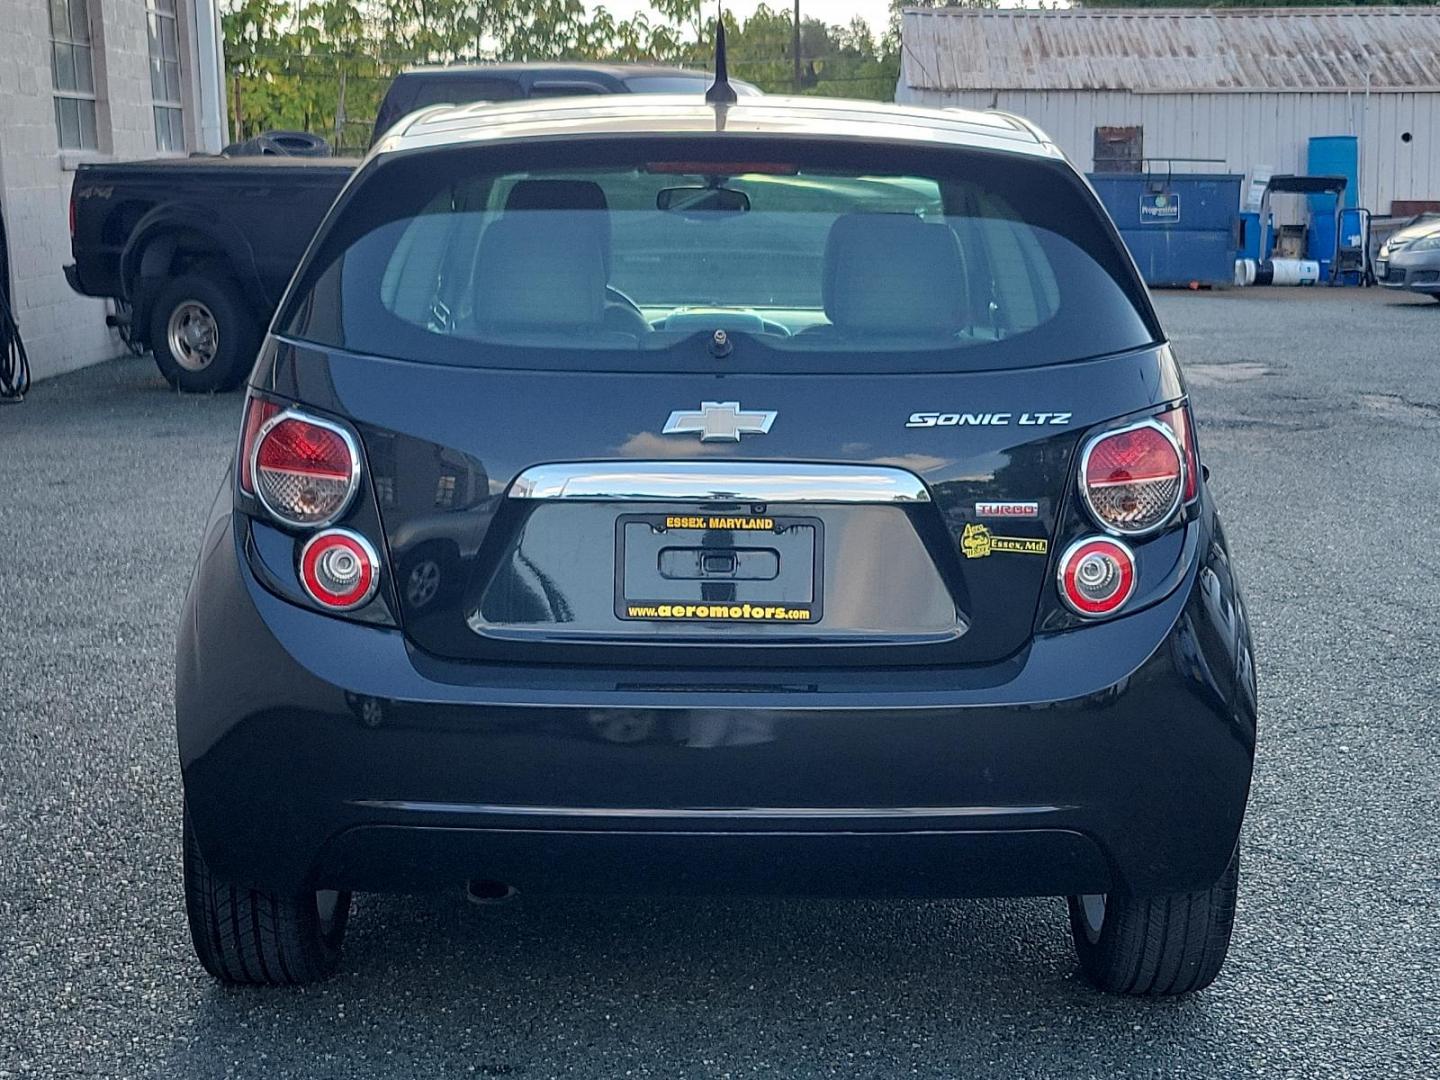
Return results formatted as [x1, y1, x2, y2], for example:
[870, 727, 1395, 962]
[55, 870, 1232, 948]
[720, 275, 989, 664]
[1067, 849, 1238, 995]
[148, 271, 260, 392]
[182, 806, 350, 985]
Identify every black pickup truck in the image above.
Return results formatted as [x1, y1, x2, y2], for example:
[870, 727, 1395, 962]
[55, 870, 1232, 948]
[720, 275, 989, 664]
[66, 63, 755, 391]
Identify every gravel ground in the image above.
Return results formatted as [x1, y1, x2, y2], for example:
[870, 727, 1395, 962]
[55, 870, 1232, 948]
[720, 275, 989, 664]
[1, 287, 1437, 1079]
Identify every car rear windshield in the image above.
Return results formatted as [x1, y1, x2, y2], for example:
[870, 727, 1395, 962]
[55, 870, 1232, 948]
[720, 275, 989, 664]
[283, 138, 1159, 373]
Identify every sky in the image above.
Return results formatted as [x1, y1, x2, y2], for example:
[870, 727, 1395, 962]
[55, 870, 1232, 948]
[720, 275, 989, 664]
[592, 1, 898, 36]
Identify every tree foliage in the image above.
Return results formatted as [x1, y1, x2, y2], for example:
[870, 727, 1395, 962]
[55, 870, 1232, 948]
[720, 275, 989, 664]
[694, 5, 899, 102]
[220, 0, 915, 151]
[223, 0, 665, 148]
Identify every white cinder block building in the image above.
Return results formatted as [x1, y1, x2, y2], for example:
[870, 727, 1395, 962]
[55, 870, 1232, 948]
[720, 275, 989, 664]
[0, 0, 226, 383]
[898, 7, 1440, 217]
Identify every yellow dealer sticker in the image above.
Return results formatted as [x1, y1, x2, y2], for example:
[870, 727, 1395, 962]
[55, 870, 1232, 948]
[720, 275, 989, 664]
[664, 515, 776, 531]
[625, 602, 814, 622]
[961, 523, 1048, 559]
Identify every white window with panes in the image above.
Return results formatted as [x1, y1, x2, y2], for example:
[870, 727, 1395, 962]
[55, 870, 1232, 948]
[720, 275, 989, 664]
[147, 0, 185, 151]
[49, 0, 99, 150]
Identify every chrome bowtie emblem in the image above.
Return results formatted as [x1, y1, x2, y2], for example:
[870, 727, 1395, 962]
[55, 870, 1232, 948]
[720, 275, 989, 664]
[662, 401, 777, 443]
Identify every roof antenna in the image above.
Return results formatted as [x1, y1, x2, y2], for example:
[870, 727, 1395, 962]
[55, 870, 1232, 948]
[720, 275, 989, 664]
[705, 6, 738, 106]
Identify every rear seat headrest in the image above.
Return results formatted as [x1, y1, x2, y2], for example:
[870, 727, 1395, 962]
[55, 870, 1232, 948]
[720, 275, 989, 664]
[503, 179, 612, 274]
[822, 214, 967, 335]
[471, 215, 606, 329]
[504, 179, 609, 212]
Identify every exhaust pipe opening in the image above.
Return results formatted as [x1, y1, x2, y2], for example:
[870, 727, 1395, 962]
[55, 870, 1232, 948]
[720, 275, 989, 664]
[465, 879, 517, 905]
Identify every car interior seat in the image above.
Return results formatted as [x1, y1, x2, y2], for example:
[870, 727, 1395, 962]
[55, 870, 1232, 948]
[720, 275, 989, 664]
[502, 179, 651, 336]
[469, 214, 613, 338]
[805, 213, 970, 343]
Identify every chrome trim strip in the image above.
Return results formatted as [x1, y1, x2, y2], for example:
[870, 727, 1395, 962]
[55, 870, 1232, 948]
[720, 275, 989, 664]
[508, 462, 931, 503]
[349, 800, 1066, 819]
[249, 408, 363, 529]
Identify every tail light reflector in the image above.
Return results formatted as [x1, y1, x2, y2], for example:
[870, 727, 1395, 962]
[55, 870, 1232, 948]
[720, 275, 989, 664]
[1080, 419, 1184, 536]
[299, 529, 379, 610]
[250, 410, 360, 527]
[238, 395, 281, 495]
[1157, 404, 1200, 503]
[1058, 537, 1136, 617]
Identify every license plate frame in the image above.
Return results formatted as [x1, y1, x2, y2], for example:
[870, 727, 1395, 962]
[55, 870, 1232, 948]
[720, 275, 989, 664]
[615, 512, 824, 624]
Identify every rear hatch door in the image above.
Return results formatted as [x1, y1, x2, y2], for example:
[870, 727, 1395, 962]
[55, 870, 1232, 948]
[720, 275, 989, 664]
[275, 340, 1175, 666]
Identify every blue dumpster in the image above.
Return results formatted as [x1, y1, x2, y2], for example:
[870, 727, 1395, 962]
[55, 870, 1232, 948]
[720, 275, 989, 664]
[1088, 173, 1243, 287]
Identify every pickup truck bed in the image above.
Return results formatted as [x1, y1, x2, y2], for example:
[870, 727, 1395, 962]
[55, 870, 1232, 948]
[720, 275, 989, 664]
[67, 156, 356, 391]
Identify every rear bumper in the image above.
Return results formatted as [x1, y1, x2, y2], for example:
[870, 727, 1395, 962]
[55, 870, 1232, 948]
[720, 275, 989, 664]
[321, 826, 1110, 898]
[177, 505, 1257, 899]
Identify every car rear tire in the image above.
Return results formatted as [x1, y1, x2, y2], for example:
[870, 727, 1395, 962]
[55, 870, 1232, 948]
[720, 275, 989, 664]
[148, 271, 260, 393]
[182, 806, 350, 985]
[1067, 849, 1239, 995]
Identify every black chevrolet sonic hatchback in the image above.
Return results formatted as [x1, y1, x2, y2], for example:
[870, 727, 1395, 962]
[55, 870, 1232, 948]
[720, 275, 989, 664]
[177, 93, 1258, 994]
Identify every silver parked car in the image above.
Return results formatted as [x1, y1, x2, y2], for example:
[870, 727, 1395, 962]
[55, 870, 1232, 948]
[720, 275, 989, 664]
[1377, 214, 1440, 299]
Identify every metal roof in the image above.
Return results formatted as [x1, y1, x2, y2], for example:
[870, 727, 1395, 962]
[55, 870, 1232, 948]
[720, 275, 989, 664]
[900, 7, 1440, 94]
[380, 94, 1057, 158]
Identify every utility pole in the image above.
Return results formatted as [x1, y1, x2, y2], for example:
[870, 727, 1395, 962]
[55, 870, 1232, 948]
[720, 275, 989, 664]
[793, 0, 802, 94]
[334, 69, 347, 153]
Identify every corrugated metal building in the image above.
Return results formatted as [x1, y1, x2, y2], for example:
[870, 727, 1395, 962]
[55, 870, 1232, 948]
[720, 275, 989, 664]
[897, 6, 1440, 216]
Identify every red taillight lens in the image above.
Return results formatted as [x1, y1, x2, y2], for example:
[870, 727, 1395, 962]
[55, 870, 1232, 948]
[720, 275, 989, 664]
[1158, 404, 1200, 503]
[1058, 537, 1136, 617]
[251, 411, 359, 527]
[299, 529, 379, 610]
[1080, 419, 1185, 536]
[238, 396, 281, 495]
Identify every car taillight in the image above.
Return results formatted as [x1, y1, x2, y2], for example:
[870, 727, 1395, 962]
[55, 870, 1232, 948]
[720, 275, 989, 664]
[1079, 419, 1185, 536]
[250, 409, 360, 527]
[1058, 537, 1136, 617]
[299, 529, 379, 610]
[238, 395, 281, 495]
[1157, 404, 1200, 503]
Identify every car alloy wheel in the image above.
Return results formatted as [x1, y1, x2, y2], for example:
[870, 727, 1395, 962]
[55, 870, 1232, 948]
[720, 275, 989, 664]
[314, 889, 345, 939]
[166, 300, 220, 371]
[406, 559, 442, 608]
[1077, 893, 1107, 944]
